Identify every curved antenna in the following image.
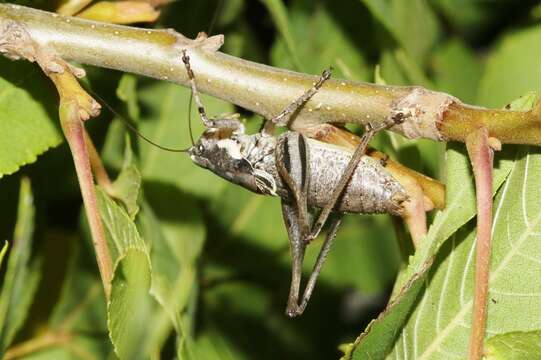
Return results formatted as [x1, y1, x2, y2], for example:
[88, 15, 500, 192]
[86, 85, 191, 153]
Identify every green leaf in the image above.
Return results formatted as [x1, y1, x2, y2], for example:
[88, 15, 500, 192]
[270, 1, 369, 80]
[260, 0, 304, 72]
[96, 187, 148, 262]
[486, 330, 541, 360]
[0, 178, 41, 355]
[478, 24, 541, 107]
[96, 188, 155, 359]
[108, 249, 153, 360]
[361, 0, 440, 64]
[0, 59, 62, 178]
[388, 142, 541, 358]
[344, 93, 536, 359]
[109, 135, 141, 219]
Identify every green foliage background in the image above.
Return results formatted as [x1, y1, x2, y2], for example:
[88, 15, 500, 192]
[2, 0, 541, 359]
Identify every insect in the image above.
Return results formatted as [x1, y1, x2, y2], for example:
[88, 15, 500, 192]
[181, 50, 410, 316]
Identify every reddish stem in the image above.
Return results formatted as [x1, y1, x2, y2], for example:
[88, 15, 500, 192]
[61, 102, 112, 299]
[465, 127, 494, 360]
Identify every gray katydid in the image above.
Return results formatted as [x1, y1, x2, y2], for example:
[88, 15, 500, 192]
[181, 50, 407, 316]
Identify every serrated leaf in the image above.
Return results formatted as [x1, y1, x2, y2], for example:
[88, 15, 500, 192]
[0, 59, 62, 178]
[485, 330, 541, 360]
[96, 187, 147, 261]
[344, 93, 536, 359]
[478, 24, 541, 107]
[0, 178, 41, 355]
[96, 187, 155, 359]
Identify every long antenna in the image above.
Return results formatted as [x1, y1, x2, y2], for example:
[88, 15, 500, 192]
[85, 86, 190, 153]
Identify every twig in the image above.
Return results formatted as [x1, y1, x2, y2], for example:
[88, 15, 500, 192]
[1, 4, 540, 146]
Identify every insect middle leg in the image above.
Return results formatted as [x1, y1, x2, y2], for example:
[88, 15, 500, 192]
[262, 67, 332, 136]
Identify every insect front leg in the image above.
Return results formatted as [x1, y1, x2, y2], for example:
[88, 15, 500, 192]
[181, 49, 242, 132]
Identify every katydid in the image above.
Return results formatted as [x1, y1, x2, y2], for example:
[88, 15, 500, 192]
[181, 51, 434, 316]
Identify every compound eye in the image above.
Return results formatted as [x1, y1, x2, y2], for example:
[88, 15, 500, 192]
[198, 144, 204, 153]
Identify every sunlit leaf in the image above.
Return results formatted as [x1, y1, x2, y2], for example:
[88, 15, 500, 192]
[344, 93, 535, 359]
[108, 249, 153, 360]
[388, 143, 541, 358]
[0, 59, 62, 178]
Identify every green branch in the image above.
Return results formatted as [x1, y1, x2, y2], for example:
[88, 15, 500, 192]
[2, 4, 540, 145]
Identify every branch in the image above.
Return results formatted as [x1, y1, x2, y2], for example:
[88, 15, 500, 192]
[2, 4, 540, 145]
